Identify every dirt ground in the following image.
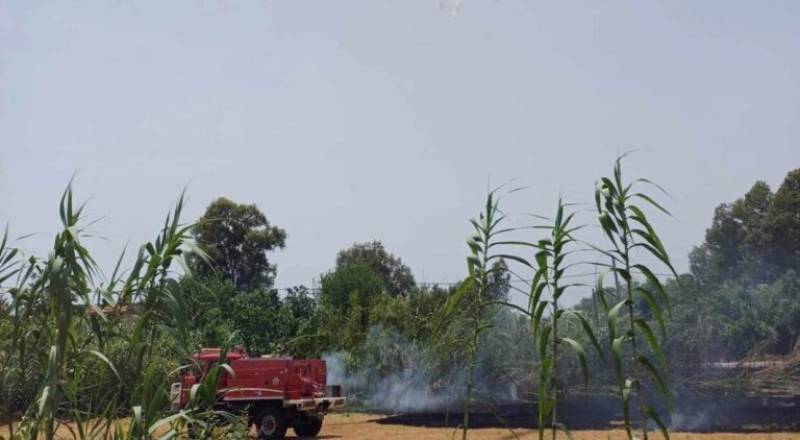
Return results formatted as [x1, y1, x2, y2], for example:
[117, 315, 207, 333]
[314, 413, 800, 440]
[3, 413, 799, 439]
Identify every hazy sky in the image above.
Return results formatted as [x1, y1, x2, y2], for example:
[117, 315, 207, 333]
[1, 1, 798, 305]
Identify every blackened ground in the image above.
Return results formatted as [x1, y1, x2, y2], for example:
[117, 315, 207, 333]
[373, 395, 800, 432]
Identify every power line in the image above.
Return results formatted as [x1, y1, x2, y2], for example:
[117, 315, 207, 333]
[274, 270, 675, 292]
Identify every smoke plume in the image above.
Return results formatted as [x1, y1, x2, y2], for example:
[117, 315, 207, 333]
[324, 318, 524, 413]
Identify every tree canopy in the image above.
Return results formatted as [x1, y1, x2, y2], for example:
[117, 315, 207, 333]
[335, 241, 416, 296]
[765, 168, 800, 271]
[677, 167, 800, 359]
[191, 197, 286, 289]
[690, 168, 800, 285]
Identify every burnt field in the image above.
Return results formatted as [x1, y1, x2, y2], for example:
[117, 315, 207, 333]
[364, 393, 800, 433]
[320, 413, 800, 440]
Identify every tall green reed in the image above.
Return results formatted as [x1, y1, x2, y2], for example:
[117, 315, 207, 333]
[486, 199, 602, 439]
[594, 155, 676, 440]
[526, 200, 602, 440]
[0, 183, 236, 440]
[438, 188, 530, 440]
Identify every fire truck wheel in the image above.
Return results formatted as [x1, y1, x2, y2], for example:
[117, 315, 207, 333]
[292, 415, 323, 437]
[256, 407, 287, 439]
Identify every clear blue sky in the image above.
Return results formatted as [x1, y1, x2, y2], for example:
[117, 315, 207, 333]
[1, 1, 798, 304]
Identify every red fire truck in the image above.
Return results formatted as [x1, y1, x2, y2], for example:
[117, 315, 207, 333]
[171, 347, 345, 439]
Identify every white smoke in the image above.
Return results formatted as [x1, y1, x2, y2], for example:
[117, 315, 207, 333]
[324, 321, 523, 413]
[671, 410, 711, 431]
[322, 328, 466, 413]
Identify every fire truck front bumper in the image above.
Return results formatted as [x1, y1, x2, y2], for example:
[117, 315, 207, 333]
[284, 396, 346, 413]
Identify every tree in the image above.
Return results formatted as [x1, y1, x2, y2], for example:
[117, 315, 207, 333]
[181, 275, 238, 349]
[689, 204, 743, 284]
[317, 263, 384, 351]
[230, 288, 293, 355]
[690, 181, 774, 285]
[319, 263, 383, 315]
[191, 197, 286, 289]
[336, 241, 415, 296]
[732, 180, 773, 251]
[765, 168, 800, 273]
[486, 259, 510, 300]
[680, 168, 800, 360]
[285, 286, 316, 322]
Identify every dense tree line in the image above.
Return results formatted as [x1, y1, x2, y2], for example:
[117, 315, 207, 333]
[134, 167, 800, 403]
[680, 169, 800, 360]
[184, 168, 799, 360]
